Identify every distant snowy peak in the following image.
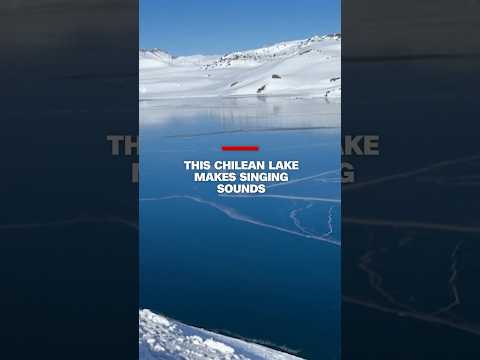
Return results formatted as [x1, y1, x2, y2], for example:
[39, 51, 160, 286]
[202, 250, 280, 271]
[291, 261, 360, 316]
[204, 34, 341, 70]
[139, 49, 174, 68]
[140, 48, 173, 58]
[139, 34, 341, 68]
[139, 309, 305, 360]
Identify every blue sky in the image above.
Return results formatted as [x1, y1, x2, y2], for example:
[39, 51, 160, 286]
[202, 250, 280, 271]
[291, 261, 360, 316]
[140, 0, 340, 55]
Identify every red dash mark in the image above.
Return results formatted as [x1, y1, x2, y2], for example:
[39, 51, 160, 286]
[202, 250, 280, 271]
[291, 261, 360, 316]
[222, 145, 259, 151]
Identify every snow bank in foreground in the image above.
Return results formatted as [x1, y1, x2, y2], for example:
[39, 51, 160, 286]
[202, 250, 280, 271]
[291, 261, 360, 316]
[139, 35, 340, 100]
[139, 309, 305, 360]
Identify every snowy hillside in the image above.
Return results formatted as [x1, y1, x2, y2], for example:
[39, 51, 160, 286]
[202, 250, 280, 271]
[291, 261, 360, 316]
[139, 309, 305, 360]
[139, 34, 340, 99]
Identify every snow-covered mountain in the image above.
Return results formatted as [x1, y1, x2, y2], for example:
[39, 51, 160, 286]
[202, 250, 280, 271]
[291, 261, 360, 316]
[139, 49, 174, 68]
[139, 309, 305, 360]
[139, 34, 341, 99]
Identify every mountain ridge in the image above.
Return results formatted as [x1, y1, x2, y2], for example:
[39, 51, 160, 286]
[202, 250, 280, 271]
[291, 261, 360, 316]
[139, 34, 341, 99]
[140, 34, 341, 62]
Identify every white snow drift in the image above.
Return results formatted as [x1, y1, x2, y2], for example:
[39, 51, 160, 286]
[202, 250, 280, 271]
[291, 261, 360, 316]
[139, 309, 305, 360]
[139, 34, 341, 99]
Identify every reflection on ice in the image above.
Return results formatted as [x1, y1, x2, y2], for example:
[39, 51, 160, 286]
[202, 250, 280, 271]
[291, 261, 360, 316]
[140, 96, 340, 129]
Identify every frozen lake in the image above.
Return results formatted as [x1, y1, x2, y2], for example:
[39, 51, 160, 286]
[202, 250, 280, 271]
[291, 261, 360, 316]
[140, 97, 340, 359]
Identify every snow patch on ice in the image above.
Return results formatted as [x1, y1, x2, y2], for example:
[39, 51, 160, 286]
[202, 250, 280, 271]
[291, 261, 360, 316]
[139, 309, 305, 360]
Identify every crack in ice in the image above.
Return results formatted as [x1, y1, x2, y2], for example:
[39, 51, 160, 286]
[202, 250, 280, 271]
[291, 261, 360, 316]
[141, 195, 340, 246]
[321, 206, 336, 239]
[0, 216, 138, 231]
[219, 194, 340, 203]
[267, 169, 339, 189]
[433, 240, 464, 315]
[289, 203, 316, 236]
